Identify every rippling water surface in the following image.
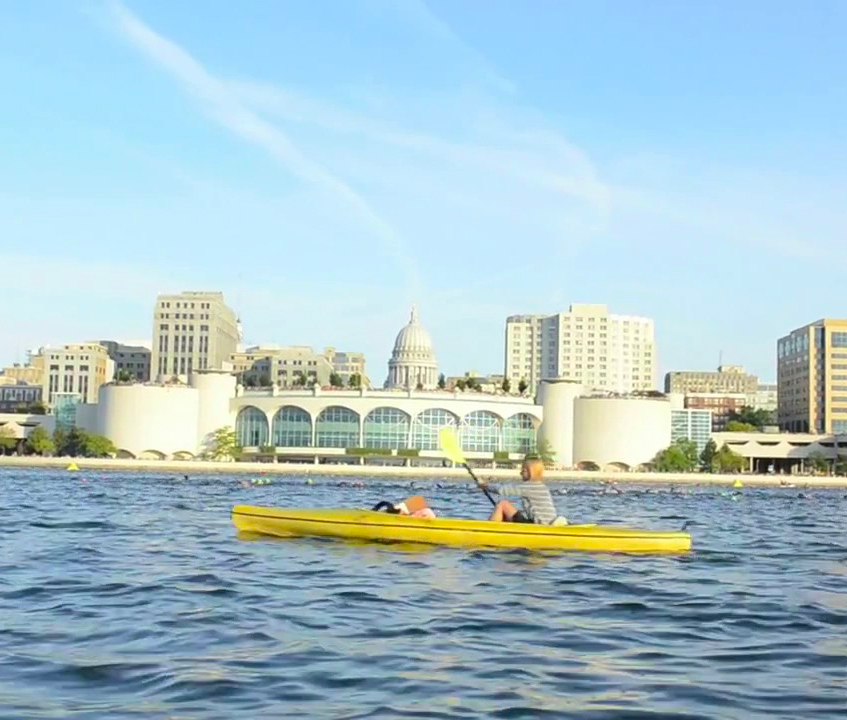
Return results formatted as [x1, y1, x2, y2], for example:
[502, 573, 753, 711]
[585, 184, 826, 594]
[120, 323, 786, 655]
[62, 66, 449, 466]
[1, 468, 846, 719]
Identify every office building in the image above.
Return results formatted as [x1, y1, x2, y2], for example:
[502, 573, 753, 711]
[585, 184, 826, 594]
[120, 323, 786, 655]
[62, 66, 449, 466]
[38, 343, 115, 407]
[98, 341, 152, 382]
[664, 365, 758, 396]
[323, 348, 367, 386]
[230, 346, 335, 388]
[150, 291, 240, 382]
[777, 318, 847, 433]
[505, 304, 656, 394]
[671, 408, 714, 454]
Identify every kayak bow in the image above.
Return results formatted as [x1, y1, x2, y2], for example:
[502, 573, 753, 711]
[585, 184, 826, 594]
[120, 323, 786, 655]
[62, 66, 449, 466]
[231, 505, 692, 554]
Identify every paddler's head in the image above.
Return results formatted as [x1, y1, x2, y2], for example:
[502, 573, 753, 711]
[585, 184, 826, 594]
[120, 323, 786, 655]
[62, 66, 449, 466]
[520, 456, 544, 482]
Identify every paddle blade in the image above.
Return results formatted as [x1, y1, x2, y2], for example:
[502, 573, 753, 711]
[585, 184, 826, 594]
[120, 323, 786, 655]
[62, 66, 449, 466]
[439, 426, 466, 465]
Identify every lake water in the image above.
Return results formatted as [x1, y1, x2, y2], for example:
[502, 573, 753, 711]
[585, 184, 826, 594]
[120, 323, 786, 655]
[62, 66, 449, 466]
[1, 468, 845, 719]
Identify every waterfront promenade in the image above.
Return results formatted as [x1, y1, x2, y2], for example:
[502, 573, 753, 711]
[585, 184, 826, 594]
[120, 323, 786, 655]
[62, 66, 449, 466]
[1, 455, 845, 487]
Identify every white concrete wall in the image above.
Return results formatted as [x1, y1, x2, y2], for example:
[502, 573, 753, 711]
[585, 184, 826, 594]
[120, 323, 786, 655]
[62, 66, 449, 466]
[573, 397, 671, 468]
[75, 404, 98, 433]
[537, 379, 584, 467]
[193, 370, 237, 454]
[97, 384, 200, 458]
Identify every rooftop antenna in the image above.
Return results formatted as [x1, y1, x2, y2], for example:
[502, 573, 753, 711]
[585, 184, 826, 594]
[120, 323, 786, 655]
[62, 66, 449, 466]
[718, 349, 723, 370]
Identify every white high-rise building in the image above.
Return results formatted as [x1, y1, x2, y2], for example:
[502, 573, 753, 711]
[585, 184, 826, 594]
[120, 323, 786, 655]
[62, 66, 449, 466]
[505, 304, 656, 394]
[151, 291, 239, 382]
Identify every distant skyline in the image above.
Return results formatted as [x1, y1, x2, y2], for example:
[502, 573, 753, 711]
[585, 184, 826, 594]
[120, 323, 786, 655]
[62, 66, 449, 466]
[3, 1, 846, 383]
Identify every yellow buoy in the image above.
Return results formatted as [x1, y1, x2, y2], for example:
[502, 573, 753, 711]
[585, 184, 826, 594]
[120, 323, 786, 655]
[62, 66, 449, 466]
[67, 462, 79, 471]
[733, 479, 743, 488]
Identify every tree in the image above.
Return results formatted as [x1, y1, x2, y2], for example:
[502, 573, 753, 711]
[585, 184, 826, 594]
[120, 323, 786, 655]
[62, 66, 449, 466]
[52, 427, 115, 458]
[293, 371, 307, 387]
[455, 378, 467, 391]
[257, 373, 272, 387]
[652, 438, 699, 472]
[501, 377, 511, 394]
[714, 443, 744, 473]
[699, 438, 718, 472]
[465, 375, 481, 391]
[348, 373, 362, 389]
[437, 373, 446, 389]
[807, 450, 829, 474]
[518, 378, 528, 395]
[210, 426, 240, 461]
[0, 425, 18, 454]
[531, 437, 556, 466]
[329, 372, 343, 388]
[27, 426, 55, 456]
[725, 420, 757, 432]
[115, 369, 135, 383]
[728, 406, 776, 429]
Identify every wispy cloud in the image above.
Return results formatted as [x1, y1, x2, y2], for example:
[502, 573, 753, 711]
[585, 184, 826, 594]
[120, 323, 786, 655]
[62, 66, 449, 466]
[103, 0, 421, 297]
[366, 0, 516, 94]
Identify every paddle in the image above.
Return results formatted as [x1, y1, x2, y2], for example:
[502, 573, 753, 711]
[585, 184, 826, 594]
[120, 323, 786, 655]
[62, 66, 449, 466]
[438, 426, 497, 507]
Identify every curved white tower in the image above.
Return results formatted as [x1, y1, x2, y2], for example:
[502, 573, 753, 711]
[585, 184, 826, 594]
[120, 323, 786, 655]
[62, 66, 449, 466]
[573, 396, 671, 469]
[385, 305, 439, 390]
[192, 369, 237, 454]
[537, 378, 584, 468]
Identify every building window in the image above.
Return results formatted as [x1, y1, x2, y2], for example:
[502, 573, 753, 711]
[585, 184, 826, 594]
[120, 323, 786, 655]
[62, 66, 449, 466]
[460, 410, 500, 453]
[271, 406, 311, 447]
[502, 413, 536, 454]
[315, 406, 360, 448]
[363, 407, 410, 450]
[235, 406, 269, 447]
[411, 408, 459, 450]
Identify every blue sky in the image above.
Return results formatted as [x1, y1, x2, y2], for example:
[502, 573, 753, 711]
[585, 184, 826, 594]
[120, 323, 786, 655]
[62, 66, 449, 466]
[2, 0, 845, 384]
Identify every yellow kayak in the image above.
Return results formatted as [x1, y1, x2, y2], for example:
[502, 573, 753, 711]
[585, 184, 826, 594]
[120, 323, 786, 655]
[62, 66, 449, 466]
[231, 505, 692, 554]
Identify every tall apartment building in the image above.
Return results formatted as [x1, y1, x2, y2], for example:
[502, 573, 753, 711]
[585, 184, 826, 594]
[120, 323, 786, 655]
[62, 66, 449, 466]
[230, 345, 367, 388]
[777, 318, 847, 433]
[38, 343, 115, 406]
[505, 304, 656, 394]
[98, 341, 152, 382]
[150, 291, 240, 382]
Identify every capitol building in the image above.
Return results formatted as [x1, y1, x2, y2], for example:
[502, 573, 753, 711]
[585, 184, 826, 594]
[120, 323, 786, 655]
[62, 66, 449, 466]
[7, 306, 689, 470]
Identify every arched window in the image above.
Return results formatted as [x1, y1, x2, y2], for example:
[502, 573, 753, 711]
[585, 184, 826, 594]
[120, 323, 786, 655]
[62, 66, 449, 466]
[236, 406, 269, 447]
[363, 407, 410, 449]
[272, 406, 312, 447]
[460, 410, 500, 453]
[502, 413, 537, 454]
[315, 406, 360, 448]
[411, 408, 458, 450]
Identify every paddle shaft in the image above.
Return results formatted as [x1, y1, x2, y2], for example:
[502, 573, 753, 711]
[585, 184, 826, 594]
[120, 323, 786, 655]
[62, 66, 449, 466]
[461, 461, 497, 507]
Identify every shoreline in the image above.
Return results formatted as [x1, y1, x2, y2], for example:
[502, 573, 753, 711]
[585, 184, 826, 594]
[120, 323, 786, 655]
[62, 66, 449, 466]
[1, 455, 845, 487]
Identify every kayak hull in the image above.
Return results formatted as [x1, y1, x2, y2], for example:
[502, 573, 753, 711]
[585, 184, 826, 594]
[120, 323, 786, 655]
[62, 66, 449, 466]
[231, 505, 692, 554]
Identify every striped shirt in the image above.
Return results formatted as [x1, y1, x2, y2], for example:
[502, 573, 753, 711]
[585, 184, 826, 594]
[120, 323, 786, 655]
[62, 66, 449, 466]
[492, 482, 558, 525]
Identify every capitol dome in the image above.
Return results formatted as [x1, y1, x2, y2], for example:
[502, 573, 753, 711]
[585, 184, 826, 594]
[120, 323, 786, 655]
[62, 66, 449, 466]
[385, 305, 439, 390]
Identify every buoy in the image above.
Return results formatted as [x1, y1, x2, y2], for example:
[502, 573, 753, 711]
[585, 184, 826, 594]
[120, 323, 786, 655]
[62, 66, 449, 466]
[733, 479, 743, 488]
[67, 462, 79, 471]
[305, 478, 313, 485]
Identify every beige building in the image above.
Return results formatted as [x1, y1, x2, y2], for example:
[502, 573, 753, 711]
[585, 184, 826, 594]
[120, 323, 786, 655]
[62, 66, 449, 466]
[1, 354, 45, 385]
[323, 347, 367, 386]
[38, 343, 115, 406]
[778, 318, 847, 433]
[230, 345, 366, 388]
[664, 365, 758, 396]
[98, 341, 151, 382]
[505, 304, 656, 394]
[151, 291, 240, 382]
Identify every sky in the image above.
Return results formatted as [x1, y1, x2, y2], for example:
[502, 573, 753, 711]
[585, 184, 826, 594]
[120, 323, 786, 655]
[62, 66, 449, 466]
[2, 0, 846, 384]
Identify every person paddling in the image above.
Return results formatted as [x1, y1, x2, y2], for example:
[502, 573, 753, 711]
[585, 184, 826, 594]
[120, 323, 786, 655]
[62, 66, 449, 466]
[478, 457, 558, 524]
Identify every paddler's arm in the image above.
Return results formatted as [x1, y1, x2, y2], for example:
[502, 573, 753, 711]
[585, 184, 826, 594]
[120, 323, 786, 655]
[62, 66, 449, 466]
[477, 479, 520, 496]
